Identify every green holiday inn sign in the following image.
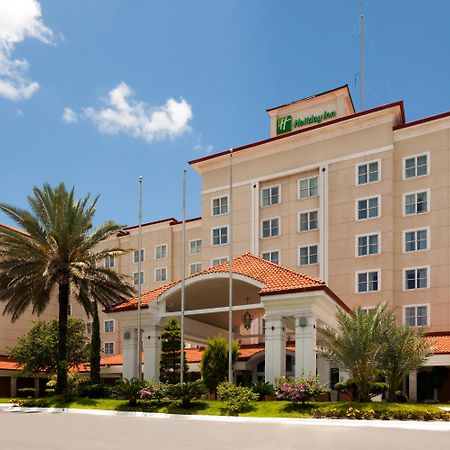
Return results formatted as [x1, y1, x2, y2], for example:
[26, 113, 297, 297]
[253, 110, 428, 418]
[277, 110, 337, 134]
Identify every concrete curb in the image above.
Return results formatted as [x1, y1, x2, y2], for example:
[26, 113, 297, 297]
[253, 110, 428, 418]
[1, 403, 450, 430]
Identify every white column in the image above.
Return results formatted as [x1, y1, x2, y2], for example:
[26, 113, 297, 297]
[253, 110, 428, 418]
[10, 375, 17, 397]
[409, 370, 418, 402]
[264, 317, 286, 384]
[295, 315, 317, 377]
[143, 325, 161, 381]
[122, 328, 138, 380]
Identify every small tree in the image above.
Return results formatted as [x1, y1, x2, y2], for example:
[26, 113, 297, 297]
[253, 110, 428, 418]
[159, 318, 188, 384]
[200, 336, 239, 394]
[9, 318, 89, 375]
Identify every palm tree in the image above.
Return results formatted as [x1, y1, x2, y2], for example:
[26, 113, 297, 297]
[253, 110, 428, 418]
[0, 183, 134, 394]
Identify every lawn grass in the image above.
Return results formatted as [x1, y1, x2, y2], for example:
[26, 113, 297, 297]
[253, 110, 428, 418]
[3, 397, 449, 419]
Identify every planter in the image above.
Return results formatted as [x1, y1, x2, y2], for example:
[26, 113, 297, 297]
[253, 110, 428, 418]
[264, 395, 277, 401]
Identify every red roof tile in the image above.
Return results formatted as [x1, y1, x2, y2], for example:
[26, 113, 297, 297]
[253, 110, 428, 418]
[109, 253, 349, 313]
[426, 332, 450, 354]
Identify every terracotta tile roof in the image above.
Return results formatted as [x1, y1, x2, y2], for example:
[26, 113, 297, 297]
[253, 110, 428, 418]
[109, 253, 349, 313]
[426, 332, 450, 354]
[0, 355, 20, 371]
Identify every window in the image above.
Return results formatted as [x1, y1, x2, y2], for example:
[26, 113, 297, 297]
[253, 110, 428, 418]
[261, 250, 280, 265]
[211, 257, 228, 267]
[67, 304, 72, 316]
[356, 233, 380, 257]
[155, 244, 168, 260]
[104, 320, 115, 333]
[298, 176, 318, 199]
[104, 255, 115, 268]
[299, 210, 318, 231]
[361, 306, 375, 314]
[261, 218, 280, 238]
[404, 267, 428, 290]
[404, 153, 428, 179]
[189, 263, 202, 275]
[404, 228, 428, 252]
[404, 305, 429, 327]
[190, 239, 202, 255]
[404, 191, 429, 215]
[133, 249, 144, 264]
[155, 267, 168, 282]
[212, 196, 228, 215]
[261, 185, 280, 207]
[299, 245, 318, 265]
[86, 322, 93, 335]
[357, 160, 379, 185]
[356, 196, 380, 220]
[133, 271, 144, 285]
[212, 226, 228, 245]
[104, 342, 115, 355]
[356, 270, 380, 293]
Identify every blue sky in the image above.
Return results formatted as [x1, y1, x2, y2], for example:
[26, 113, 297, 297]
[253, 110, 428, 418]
[0, 0, 449, 228]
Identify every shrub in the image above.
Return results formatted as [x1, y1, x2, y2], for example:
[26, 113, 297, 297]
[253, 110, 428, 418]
[251, 381, 275, 401]
[78, 383, 113, 399]
[334, 379, 388, 401]
[276, 376, 327, 404]
[168, 380, 208, 408]
[140, 381, 168, 404]
[113, 378, 145, 406]
[44, 388, 56, 397]
[393, 390, 408, 403]
[17, 388, 36, 398]
[217, 381, 258, 416]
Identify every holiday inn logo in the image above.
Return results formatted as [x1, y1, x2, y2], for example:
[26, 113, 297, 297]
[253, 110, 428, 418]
[276, 110, 337, 134]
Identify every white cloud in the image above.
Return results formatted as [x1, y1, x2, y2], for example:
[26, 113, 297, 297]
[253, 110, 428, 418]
[0, 0, 54, 101]
[82, 82, 193, 142]
[62, 107, 78, 124]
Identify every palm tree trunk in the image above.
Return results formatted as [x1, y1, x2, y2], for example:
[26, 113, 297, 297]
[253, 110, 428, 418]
[56, 282, 69, 394]
[90, 301, 101, 385]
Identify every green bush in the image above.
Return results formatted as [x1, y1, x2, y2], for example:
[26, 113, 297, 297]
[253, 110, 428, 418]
[251, 381, 275, 401]
[217, 381, 258, 416]
[113, 378, 145, 406]
[167, 380, 208, 408]
[334, 379, 388, 401]
[276, 376, 328, 404]
[78, 383, 113, 399]
[44, 388, 56, 397]
[17, 388, 36, 398]
[140, 381, 168, 404]
[393, 390, 408, 403]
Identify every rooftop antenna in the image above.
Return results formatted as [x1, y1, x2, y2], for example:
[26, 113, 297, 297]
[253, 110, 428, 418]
[359, 0, 365, 111]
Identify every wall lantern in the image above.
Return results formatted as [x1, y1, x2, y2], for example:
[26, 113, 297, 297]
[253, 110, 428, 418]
[241, 298, 254, 330]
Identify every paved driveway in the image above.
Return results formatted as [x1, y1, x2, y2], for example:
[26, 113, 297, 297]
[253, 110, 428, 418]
[1, 410, 449, 450]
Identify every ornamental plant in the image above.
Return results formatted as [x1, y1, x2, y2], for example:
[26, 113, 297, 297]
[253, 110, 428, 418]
[276, 375, 327, 404]
[217, 381, 258, 416]
[140, 380, 167, 404]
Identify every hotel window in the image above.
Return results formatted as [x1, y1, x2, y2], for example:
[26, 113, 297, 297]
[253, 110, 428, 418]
[404, 267, 428, 290]
[86, 322, 93, 335]
[357, 160, 379, 185]
[133, 271, 144, 285]
[261, 250, 280, 265]
[298, 176, 318, 199]
[404, 191, 428, 215]
[404, 153, 428, 179]
[356, 270, 380, 293]
[357, 196, 379, 220]
[404, 305, 429, 327]
[104, 320, 115, 333]
[155, 267, 168, 283]
[299, 245, 318, 265]
[212, 196, 228, 216]
[212, 257, 228, 267]
[261, 185, 280, 207]
[212, 226, 228, 245]
[261, 218, 280, 238]
[104, 255, 115, 268]
[104, 342, 115, 355]
[404, 229, 428, 252]
[190, 239, 202, 255]
[299, 210, 318, 231]
[155, 244, 168, 260]
[189, 263, 202, 275]
[356, 233, 380, 256]
[361, 306, 376, 315]
[133, 249, 145, 264]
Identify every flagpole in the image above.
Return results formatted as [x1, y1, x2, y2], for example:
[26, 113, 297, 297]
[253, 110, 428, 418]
[137, 176, 143, 380]
[228, 149, 233, 383]
[180, 170, 187, 383]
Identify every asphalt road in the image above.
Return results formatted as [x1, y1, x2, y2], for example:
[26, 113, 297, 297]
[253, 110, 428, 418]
[1, 410, 449, 450]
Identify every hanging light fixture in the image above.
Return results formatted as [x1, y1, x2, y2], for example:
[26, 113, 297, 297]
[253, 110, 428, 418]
[242, 298, 253, 330]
